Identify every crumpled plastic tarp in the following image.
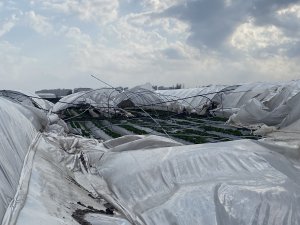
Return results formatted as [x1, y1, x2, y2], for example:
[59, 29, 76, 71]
[227, 98, 288, 126]
[262, 91, 300, 140]
[0, 96, 133, 225]
[51, 80, 300, 128]
[52, 84, 237, 115]
[0, 90, 53, 111]
[216, 82, 279, 110]
[278, 91, 300, 129]
[0, 97, 47, 222]
[114, 84, 167, 111]
[5, 126, 300, 225]
[3, 130, 181, 224]
[215, 80, 300, 128]
[156, 85, 232, 114]
[89, 139, 300, 225]
[9, 133, 118, 225]
[3, 82, 300, 225]
[52, 88, 119, 113]
[115, 84, 239, 115]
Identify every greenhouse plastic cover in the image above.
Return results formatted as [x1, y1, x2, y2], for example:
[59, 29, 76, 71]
[0, 90, 53, 111]
[52, 88, 119, 113]
[114, 84, 238, 114]
[87, 138, 300, 225]
[114, 84, 167, 110]
[3, 81, 300, 225]
[52, 84, 168, 115]
[52, 80, 300, 124]
[156, 85, 231, 114]
[221, 80, 300, 128]
[8, 126, 300, 225]
[0, 96, 47, 222]
[52, 84, 235, 115]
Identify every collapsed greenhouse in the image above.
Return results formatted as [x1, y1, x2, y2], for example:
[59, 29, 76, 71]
[1, 80, 300, 225]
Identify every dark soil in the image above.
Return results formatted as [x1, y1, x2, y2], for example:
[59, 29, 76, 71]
[72, 201, 115, 225]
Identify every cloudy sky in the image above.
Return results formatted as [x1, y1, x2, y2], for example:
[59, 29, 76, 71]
[0, 0, 300, 92]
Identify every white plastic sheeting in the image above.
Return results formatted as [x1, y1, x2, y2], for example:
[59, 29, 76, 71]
[102, 135, 182, 151]
[5, 126, 300, 225]
[3, 131, 180, 225]
[0, 103, 134, 225]
[156, 85, 228, 114]
[263, 91, 300, 140]
[52, 84, 168, 116]
[11, 134, 117, 225]
[0, 97, 47, 222]
[89, 139, 300, 225]
[222, 80, 300, 129]
[51, 80, 300, 126]
[217, 82, 278, 109]
[115, 84, 237, 114]
[52, 84, 237, 115]
[114, 84, 167, 111]
[3, 81, 300, 225]
[84, 214, 131, 225]
[0, 90, 53, 111]
[278, 91, 300, 129]
[52, 88, 119, 113]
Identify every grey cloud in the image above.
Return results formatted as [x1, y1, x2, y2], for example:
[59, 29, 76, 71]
[118, 0, 144, 16]
[251, 0, 300, 24]
[286, 41, 300, 58]
[162, 47, 185, 59]
[251, 0, 300, 58]
[162, 0, 249, 49]
[161, 0, 300, 53]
